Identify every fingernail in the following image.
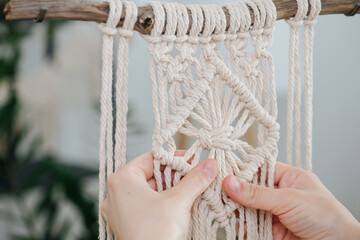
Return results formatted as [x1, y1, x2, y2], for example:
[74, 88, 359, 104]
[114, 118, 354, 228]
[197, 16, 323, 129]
[203, 160, 218, 180]
[229, 176, 241, 193]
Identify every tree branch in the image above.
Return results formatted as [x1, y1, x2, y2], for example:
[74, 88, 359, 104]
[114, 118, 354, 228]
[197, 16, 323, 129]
[4, 0, 360, 35]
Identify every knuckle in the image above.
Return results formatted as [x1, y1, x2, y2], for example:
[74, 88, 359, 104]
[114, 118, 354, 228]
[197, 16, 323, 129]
[273, 188, 301, 215]
[126, 165, 144, 178]
[107, 167, 135, 192]
[106, 174, 117, 191]
[247, 184, 263, 204]
[188, 173, 207, 191]
[100, 200, 108, 221]
[282, 188, 299, 199]
[307, 171, 320, 182]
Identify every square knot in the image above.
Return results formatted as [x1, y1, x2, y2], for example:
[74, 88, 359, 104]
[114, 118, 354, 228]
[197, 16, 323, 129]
[285, 19, 304, 29]
[198, 126, 236, 150]
[117, 28, 134, 38]
[97, 24, 117, 36]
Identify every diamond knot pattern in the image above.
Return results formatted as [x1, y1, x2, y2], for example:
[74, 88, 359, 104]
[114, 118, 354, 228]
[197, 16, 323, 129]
[142, 2, 279, 239]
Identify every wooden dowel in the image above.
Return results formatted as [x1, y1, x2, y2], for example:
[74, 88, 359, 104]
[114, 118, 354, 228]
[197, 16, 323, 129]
[4, 0, 360, 35]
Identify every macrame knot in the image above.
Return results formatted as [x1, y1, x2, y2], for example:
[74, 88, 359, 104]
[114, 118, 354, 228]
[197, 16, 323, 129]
[187, 36, 200, 44]
[198, 126, 235, 150]
[162, 35, 177, 42]
[97, 24, 118, 36]
[304, 18, 318, 27]
[244, 63, 259, 78]
[250, 28, 263, 37]
[237, 31, 249, 39]
[212, 34, 226, 43]
[117, 28, 134, 38]
[142, 35, 162, 44]
[175, 35, 188, 43]
[199, 36, 212, 45]
[285, 19, 303, 29]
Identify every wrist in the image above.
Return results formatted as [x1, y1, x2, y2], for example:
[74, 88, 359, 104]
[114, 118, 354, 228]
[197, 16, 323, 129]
[348, 221, 360, 239]
[334, 219, 360, 240]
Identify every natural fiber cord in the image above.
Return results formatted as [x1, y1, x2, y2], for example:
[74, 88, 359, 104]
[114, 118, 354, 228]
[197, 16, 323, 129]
[97, 0, 320, 239]
[286, 0, 320, 170]
[97, 1, 137, 239]
[142, 1, 278, 238]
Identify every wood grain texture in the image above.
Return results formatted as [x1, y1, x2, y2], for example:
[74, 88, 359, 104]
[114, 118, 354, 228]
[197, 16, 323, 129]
[4, 0, 360, 34]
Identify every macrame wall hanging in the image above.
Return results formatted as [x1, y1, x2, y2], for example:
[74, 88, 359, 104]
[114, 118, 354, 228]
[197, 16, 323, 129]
[4, 0, 360, 239]
[96, 0, 320, 239]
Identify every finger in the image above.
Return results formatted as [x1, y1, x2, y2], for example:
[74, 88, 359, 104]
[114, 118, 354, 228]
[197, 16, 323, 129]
[273, 215, 280, 224]
[174, 149, 186, 157]
[223, 175, 293, 215]
[165, 159, 219, 205]
[274, 162, 296, 185]
[147, 177, 157, 191]
[272, 222, 287, 240]
[160, 150, 195, 172]
[126, 152, 154, 180]
[174, 150, 195, 163]
[100, 198, 109, 222]
[159, 150, 195, 189]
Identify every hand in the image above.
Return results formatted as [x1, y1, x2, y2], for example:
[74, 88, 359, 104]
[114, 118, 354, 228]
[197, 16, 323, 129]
[101, 151, 219, 240]
[223, 162, 360, 240]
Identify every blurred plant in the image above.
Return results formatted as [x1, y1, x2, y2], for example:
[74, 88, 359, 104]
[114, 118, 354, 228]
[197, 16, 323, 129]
[0, 1, 99, 239]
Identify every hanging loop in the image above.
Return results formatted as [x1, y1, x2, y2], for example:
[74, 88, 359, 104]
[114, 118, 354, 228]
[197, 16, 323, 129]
[345, 2, 360, 16]
[33, 6, 48, 23]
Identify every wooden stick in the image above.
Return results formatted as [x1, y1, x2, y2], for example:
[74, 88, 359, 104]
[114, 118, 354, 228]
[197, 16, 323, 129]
[4, 0, 359, 34]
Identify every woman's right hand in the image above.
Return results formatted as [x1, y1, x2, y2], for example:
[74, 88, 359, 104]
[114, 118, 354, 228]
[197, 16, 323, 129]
[223, 162, 360, 240]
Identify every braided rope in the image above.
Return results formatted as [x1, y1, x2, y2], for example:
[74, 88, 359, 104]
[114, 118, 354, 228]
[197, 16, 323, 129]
[97, 1, 137, 239]
[286, 0, 321, 170]
[304, 0, 321, 171]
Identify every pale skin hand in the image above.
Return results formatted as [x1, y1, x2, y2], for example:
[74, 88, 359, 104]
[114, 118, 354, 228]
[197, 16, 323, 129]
[101, 151, 219, 240]
[223, 162, 360, 240]
[102, 152, 360, 240]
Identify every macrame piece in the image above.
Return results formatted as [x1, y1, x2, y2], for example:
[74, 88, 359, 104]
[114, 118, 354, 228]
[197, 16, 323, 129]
[286, 0, 321, 171]
[97, 0, 137, 239]
[142, 1, 279, 239]
[96, 0, 320, 239]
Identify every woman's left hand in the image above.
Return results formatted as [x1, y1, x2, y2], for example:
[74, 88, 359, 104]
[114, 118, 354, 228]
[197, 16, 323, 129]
[101, 151, 219, 240]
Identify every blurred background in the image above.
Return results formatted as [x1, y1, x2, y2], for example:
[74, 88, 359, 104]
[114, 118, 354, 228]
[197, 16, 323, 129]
[0, 0, 359, 239]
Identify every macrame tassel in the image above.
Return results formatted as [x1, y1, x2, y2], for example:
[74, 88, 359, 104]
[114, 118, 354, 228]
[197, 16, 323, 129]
[286, 0, 320, 170]
[142, 1, 279, 239]
[97, 0, 136, 239]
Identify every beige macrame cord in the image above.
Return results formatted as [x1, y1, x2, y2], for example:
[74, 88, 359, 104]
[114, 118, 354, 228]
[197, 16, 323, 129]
[96, 0, 320, 239]
[97, 0, 137, 239]
[142, 1, 279, 239]
[286, 0, 321, 170]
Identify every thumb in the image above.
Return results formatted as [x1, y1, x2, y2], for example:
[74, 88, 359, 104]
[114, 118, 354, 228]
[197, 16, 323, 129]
[166, 159, 219, 205]
[223, 175, 292, 215]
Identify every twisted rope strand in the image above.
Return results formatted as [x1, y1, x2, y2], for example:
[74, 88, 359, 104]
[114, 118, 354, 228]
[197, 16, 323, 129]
[286, 0, 320, 170]
[285, 0, 308, 167]
[304, 0, 321, 171]
[98, 0, 136, 239]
